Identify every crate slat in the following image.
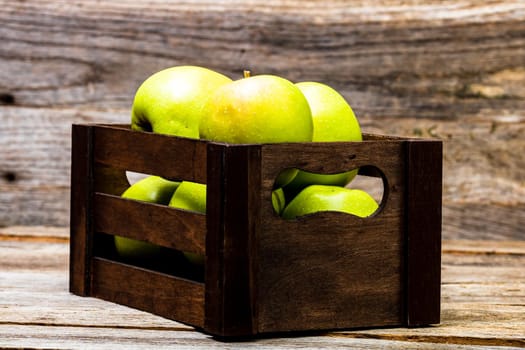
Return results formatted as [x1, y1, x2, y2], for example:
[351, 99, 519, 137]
[92, 124, 207, 183]
[93, 193, 206, 255]
[258, 141, 403, 191]
[91, 257, 205, 328]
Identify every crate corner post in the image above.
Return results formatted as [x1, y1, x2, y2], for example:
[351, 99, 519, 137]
[204, 143, 262, 337]
[69, 124, 95, 297]
[405, 139, 443, 326]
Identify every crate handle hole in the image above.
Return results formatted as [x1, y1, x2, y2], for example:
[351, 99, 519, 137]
[273, 165, 386, 219]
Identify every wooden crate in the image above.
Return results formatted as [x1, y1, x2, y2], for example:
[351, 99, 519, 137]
[69, 123, 442, 337]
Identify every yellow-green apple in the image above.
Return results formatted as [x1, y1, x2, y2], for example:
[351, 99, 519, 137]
[272, 187, 286, 215]
[284, 82, 362, 195]
[168, 181, 207, 266]
[281, 185, 378, 219]
[131, 65, 232, 138]
[114, 176, 180, 259]
[169, 181, 207, 214]
[199, 72, 313, 186]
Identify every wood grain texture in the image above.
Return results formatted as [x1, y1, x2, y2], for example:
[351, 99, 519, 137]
[1, 226, 524, 348]
[1, 0, 524, 114]
[0, 0, 524, 242]
[94, 193, 206, 255]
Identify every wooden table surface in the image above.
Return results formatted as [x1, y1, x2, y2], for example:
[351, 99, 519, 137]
[1, 226, 523, 349]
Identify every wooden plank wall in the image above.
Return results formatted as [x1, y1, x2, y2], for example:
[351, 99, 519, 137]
[1, 0, 524, 240]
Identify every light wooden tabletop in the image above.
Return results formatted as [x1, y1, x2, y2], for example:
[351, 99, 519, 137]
[1, 226, 523, 349]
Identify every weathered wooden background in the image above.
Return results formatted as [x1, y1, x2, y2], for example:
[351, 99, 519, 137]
[1, 0, 524, 240]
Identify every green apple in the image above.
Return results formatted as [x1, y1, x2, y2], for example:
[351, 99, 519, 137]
[297, 82, 361, 142]
[121, 175, 180, 204]
[272, 187, 286, 215]
[169, 181, 207, 214]
[281, 185, 378, 219]
[168, 181, 207, 266]
[199, 73, 313, 143]
[115, 176, 180, 259]
[199, 72, 313, 186]
[284, 82, 362, 194]
[131, 65, 232, 138]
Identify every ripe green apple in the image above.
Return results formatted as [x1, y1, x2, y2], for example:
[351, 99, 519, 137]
[272, 187, 286, 215]
[284, 82, 362, 194]
[199, 73, 313, 144]
[281, 185, 379, 219]
[297, 82, 361, 142]
[114, 176, 180, 259]
[168, 181, 207, 266]
[169, 181, 207, 214]
[199, 73, 314, 186]
[131, 65, 232, 138]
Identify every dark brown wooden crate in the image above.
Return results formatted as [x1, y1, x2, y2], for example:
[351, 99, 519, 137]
[69, 123, 442, 337]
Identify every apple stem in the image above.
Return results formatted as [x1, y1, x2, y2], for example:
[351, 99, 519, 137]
[243, 70, 251, 78]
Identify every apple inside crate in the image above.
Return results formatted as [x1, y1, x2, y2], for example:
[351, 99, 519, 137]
[70, 123, 442, 337]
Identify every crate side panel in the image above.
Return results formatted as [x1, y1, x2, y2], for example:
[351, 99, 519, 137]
[91, 257, 205, 328]
[92, 125, 207, 183]
[256, 141, 406, 332]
